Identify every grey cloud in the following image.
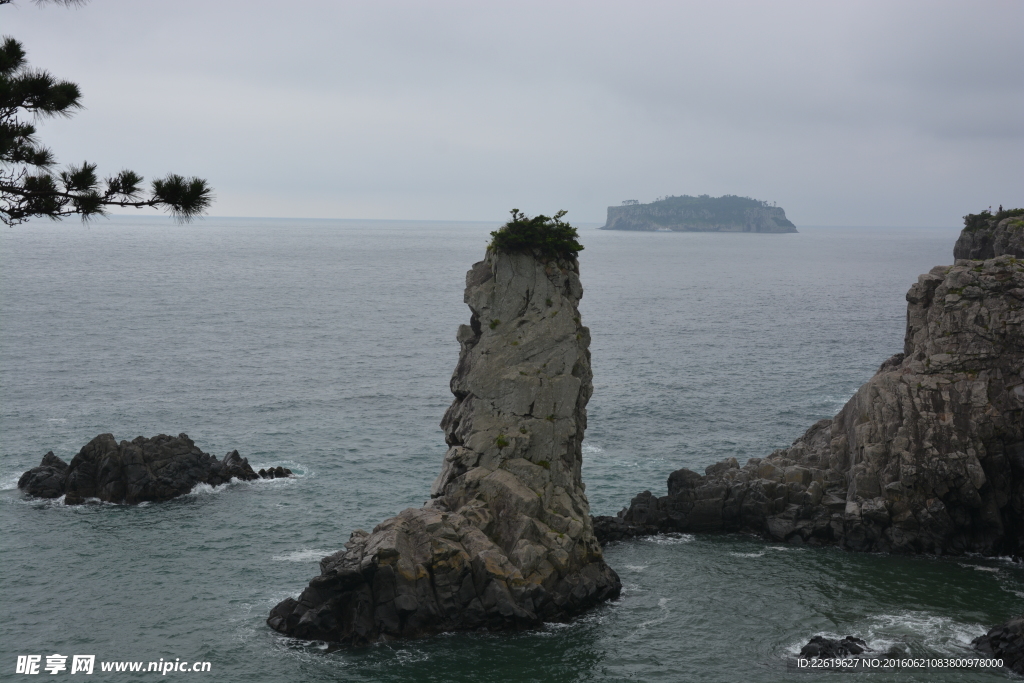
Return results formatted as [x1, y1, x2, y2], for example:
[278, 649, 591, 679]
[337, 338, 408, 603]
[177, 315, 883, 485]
[5, 0, 1022, 224]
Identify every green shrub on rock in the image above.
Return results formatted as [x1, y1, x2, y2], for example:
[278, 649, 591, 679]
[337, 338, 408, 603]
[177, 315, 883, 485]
[963, 207, 1024, 232]
[489, 209, 584, 260]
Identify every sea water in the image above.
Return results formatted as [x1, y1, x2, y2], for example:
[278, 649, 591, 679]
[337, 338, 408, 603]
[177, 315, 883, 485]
[1, 218, 1017, 682]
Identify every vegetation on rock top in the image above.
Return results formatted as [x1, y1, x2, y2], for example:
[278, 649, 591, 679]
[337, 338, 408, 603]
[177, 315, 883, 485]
[963, 207, 1024, 232]
[489, 209, 584, 260]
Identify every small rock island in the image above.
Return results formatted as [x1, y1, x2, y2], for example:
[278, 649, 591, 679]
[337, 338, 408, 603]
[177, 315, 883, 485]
[601, 194, 796, 233]
[18, 433, 290, 504]
[267, 210, 620, 644]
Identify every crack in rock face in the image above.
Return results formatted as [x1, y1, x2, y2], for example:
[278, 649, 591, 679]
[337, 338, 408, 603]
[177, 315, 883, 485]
[268, 250, 620, 644]
[596, 254, 1024, 557]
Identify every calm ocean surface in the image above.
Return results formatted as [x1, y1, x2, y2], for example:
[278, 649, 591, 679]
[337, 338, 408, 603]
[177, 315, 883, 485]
[2, 218, 1017, 682]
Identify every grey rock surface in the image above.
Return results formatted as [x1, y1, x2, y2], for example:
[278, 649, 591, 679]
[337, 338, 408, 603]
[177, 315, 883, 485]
[268, 250, 620, 644]
[18, 434, 269, 504]
[954, 213, 1024, 260]
[596, 255, 1024, 556]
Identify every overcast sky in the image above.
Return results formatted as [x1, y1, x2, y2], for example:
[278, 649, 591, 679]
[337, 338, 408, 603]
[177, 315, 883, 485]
[5, 0, 1023, 225]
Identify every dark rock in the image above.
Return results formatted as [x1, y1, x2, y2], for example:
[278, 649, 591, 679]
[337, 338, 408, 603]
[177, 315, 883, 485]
[17, 452, 68, 498]
[257, 466, 294, 480]
[18, 434, 270, 504]
[595, 255, 1024, 558]
[974, 614, 1024, 673]
[800, 635, 870, 659]
[220, 449, 258, 482]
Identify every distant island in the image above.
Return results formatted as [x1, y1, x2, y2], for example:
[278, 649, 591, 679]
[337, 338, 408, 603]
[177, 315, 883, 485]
[601, 194, 797, 233]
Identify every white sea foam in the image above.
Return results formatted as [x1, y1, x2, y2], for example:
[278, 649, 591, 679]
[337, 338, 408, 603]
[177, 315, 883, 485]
[729, 551, 765, 558]
[272, 549, 333, 563]
[186, 470, 306, 498]
[0, 471, 22, 491]
[866, 613, 987, 653]
[787, 612, 988, 659]
[624, 565, 649, 572]
[543, 620, 574, 631]
[620, 583, 645, 596]
[186, 482, 228, 497]
[582, 444, 603, 454]
[642, 533, 693, 545]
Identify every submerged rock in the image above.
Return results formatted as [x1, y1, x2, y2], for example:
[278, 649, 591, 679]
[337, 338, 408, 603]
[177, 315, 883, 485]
[267, 248, 620, 644]
[974, 615, 1024, 673]
[596, 254, 1024, 556]
[800, 635, 869, 659]
[18, 434, 268, 504]
[258, 466, 293, 479]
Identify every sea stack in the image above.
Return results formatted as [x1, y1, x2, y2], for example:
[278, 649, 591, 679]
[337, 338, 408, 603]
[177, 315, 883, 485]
[268, 213, 620, 643]
[596, 210, 1024, 557]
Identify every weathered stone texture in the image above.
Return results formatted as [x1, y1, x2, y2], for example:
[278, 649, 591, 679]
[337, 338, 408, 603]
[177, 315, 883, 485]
[954, 214, 1024, 260]
[596, 255, 1024, 557]
[268, 250, 620, 644]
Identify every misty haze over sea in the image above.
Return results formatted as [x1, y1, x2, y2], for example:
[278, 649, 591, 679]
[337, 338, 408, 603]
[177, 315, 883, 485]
[2, 218, 1018, 682]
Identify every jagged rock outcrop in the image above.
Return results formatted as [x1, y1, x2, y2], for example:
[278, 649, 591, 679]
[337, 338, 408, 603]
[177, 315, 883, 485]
[800, 636, 870, 659]
[17, 433, 283, 504]
[17, 451, 69, 499]
[954, 210, 1024, 260]
[602, 195, 796, 233]
[268, 250, 620, 644]
[974, 614, 1024, 673]
[595, 254, 1024, 556]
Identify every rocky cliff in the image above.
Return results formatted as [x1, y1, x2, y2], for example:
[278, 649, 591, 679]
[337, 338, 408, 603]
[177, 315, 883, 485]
[596, 253, 1024, 556]
[268, 249, 620, 644]
[954, 209, 1024, 260]
[602, 195, 796, 233]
